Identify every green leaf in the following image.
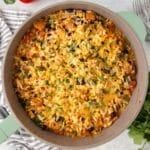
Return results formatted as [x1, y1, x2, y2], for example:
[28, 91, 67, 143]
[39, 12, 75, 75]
[144, 133, 150, 141]
[133, 134, 144, 145]
[4, 0, 16, 4]
[144, 101, 150, 112]
[129, 129, 144, 145]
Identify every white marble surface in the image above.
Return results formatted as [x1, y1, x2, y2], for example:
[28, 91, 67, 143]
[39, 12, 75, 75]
[0, 0, 150, 150]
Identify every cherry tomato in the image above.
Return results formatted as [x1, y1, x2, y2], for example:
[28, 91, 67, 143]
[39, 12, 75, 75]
[19, 0, 34, 3]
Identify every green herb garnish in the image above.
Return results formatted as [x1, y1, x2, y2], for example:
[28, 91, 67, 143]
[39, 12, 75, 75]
[4, 0, 15, 4]
[32, 117, 43, 128]
[88, 99, 101, 108]
[47, 18, 55, 29]
[68, 42, 76, 52]
[128, 73, 150, 149]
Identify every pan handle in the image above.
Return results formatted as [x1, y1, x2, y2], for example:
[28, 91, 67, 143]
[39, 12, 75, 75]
[0, 114, 20, 144]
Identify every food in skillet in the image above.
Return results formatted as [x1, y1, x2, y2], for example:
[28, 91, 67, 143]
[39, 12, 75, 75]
[13, 9, 137, 137]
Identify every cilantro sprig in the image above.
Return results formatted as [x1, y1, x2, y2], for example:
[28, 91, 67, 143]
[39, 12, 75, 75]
[128, 73, 150, 149]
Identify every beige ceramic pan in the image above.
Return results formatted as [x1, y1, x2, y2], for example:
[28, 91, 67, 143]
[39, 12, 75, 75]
[2, 1, 149, 149]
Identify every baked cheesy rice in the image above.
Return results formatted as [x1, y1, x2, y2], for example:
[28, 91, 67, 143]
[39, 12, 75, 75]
[13, 10, 137, 137]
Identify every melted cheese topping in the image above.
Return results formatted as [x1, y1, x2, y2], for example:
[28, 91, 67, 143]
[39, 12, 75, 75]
[13, 10, 136, 137]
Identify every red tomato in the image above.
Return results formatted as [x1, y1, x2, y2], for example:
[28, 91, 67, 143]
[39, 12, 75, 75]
[19, 0, 34, 3]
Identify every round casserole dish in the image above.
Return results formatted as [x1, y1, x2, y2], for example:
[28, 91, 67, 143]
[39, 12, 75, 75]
[2, 1, 149, 149]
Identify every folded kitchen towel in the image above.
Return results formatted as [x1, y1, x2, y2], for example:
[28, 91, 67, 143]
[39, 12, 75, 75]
[0, 9, 30, 58]
[0, 9, 59, 150]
